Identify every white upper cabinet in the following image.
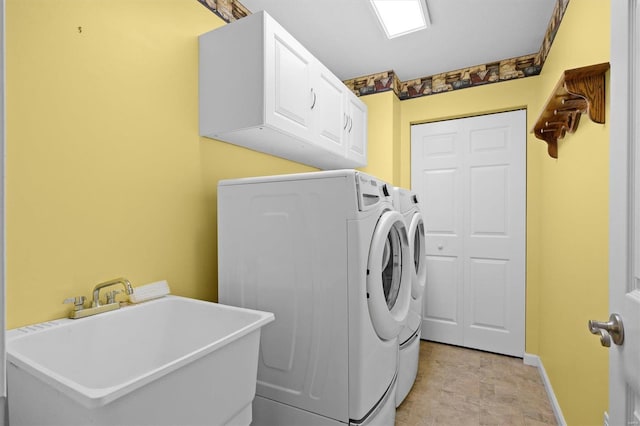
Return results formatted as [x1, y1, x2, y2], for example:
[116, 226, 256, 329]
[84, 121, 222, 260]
[265, 22, 314, 142]
[313, 62, 348, 158]
[199, 11, 367, 170]
[344, 90, 368, 165]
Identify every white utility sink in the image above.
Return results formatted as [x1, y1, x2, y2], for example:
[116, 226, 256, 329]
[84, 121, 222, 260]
[6, 295, 274, 426]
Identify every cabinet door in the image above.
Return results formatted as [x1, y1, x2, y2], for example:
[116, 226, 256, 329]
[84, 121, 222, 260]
[345, 92, 368, 166]
[313, 64, 346, 156]
[265, 22, 314, 141]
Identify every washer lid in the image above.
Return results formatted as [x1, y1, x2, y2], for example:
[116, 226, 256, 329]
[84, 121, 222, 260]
[409, 212, 427, 300]
[366, 210, 411, 341]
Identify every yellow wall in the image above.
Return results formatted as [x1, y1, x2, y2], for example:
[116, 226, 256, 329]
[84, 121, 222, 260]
[533, 1, 610, 425]
[4, 0, 314, 328]
[399, 1, 610, 424]
[360, 90, 398, 184]
[393, 93, 402, 186]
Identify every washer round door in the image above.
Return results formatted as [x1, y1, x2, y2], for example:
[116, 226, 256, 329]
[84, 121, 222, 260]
[408, 211, 427, 300]
[367, 209, 412, 341]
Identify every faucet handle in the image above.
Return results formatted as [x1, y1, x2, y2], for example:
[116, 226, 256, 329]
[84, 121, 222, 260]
[105, 290, 121, 305]
[63, 296, 86, 311]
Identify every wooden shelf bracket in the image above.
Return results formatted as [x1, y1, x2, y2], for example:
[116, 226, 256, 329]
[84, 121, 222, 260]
[532, 62, 610, 158]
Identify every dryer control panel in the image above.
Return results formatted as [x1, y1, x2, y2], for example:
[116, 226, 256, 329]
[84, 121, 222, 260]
[356, 173, 392, 212]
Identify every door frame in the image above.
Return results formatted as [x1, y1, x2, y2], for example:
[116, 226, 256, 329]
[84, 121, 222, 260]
[1, 0, 6, 422]
[609, 0, 638, 424]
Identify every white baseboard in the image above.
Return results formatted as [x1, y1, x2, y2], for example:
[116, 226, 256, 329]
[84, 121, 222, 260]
[522, 353, 539, 367]
[523, 353, 567, 426]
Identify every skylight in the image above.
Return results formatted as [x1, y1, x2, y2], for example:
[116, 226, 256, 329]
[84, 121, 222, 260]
[370, 0, 430, 39]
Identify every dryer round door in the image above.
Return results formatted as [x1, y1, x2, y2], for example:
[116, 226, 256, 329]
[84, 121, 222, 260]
[367, 209, 412, 341]
[408, 211, 427, 300]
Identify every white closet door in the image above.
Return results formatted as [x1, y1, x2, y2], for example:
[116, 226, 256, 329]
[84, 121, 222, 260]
[411, 110, 526, 357]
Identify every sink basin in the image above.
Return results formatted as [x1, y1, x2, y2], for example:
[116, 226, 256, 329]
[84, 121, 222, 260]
[7, 295, 274, 426]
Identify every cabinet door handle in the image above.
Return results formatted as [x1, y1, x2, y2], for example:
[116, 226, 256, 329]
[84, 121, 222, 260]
[348, 116, 353, 133]
[310, 88, 317, 110]
[344, 113, 349, 129]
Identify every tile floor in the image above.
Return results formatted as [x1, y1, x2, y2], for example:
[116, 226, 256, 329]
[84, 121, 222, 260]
[396, 341, 557, 426]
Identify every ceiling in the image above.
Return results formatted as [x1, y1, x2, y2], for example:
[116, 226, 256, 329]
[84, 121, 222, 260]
[239, 0, 558, 82]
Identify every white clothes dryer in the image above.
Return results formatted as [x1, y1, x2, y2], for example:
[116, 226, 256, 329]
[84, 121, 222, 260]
[218, 170, 412, 425]
[391, 187, 427, 407]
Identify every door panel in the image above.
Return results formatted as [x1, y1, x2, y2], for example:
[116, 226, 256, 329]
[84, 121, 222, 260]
[345, 92, 367, 164]
[422, 169, 458, 234]
[418, 146, 464, 346]
[469, 127, 509, 153]
[267, 32, 313, 140]
[470, 165, 508, 235]
[314, 64, 345, 155]
[420, 132, 457, 158]
[423, 255, 463, 344]
[412, 110, 525, 356]
[469, 258, 508, 331]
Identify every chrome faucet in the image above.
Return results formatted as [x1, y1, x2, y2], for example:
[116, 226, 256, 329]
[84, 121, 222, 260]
[91, 277, 134, 307]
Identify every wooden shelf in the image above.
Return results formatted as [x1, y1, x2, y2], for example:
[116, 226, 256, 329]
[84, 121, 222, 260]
[532, 62, 609, 158]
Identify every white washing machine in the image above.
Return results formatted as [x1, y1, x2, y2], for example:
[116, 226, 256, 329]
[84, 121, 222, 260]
[391, 187, 427, 407]
[218, 170, 412, 425]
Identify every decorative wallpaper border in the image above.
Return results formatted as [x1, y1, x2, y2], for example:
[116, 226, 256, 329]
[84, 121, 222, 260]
[198, 0, 570, 100]
[343, 71, 401, 98]
[197, 0, 250, 23]
[343, 0, 570, 100]
[538, 0, 570, 67]
[344, 54, 541, 100]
